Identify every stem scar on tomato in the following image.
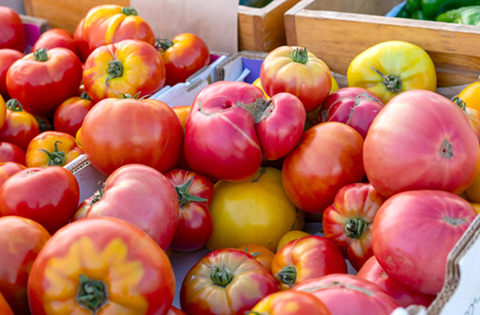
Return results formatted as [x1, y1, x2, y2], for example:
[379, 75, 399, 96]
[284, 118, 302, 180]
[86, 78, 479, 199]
[443, 216, 466, 226]
[439, 139, 454, 159]
[209, 265, 233, 287]
[369, 67, 403, 94]
[196, 99, 275, 124]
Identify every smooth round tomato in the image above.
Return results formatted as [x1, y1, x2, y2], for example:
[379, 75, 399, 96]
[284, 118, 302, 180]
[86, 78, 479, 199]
[0, 141, 24, 164]
[249, 291, 332, 315]
[364, 90, 479, 197]
[207, 167, 303, 253]
[458, 81, 480, 113]
[282, 122, 365, 214]
[73, 18, 90, 63]
[348, 41, 436, 104]
[32, 29, 77, 55]
[373, 190, 477, 295]
[238, 244, 275, 271]
[0, 49, 24, 100]
[0, 7, 25, 52]
[0, 291, 13, 315]
[0, 216, 50, 315]
[28, 217, 175, 315]
[168, 306, 187, 315]
[277, 231, 310, 252]
[0, 99, 40, 151]
[53, 92, 94, 137]
[81, 97, 183, 175]
[0, 166, 79, 234]
[157, 33, 210, 86]
[357, 256, 436, 308]
[261, 46, 331, 113]
[181, 248, 279, 315]
[0, 162, 25, 188]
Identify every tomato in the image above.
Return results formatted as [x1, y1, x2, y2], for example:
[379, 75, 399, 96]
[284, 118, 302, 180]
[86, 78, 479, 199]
[458, 81, 480, 113]
[0, 99, 40, 151]
[32, 29, 77, 55]
[168, 306, 187, 315]
[364, 90, 479, 198]
[293, 274, 400, 315]
[172, 105, 191, 130]
[260, 46, 331, 113]
[470, 202, 480, 214]
[28, 217, 175, 315]
[238, 244, 275, 271]
[248, 291, 332, 315]
[0, 162, 25, 188]
[454, 88, 480, 143]
[465, 106, 480, 143]
[34, 115, 53, 133]
[207, 167, 303, 253]
[75, 127, 82, 146]
[347, 41, 436, 104]
[181, 248, 279, 315]
[282, 122, 365, 214]
[0, 141, 24, 164]
[6, 48, 83, 116]
[0, 166, 79, 233]
[165, 169, 214, 252]
[0, 216, 50, 315]
[0, 49, 24, 100]
[323, 183, 385, 271]
[253, 78, 270, 99]
[357, 256, 436, 308]
[0, 95, 7, 131]
[304, 75, 340, 131]
[72, 194, 95, 221]
[185, 82, 306, 181]
[25, 131, 84, 168]
[277, 231, 310, 252]
[271, 236, 347, 290]
[373, 190, 476, 295]
[54, 92, 94, 136]
[74, 18, 90, 63]
[466, 154, 480, 202]
[0, 7, 25, 52]
[0, 291, 13, 315]
[157, 33, 210, 86]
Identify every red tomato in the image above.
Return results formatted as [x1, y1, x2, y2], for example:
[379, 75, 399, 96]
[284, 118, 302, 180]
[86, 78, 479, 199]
[319, 88, 384, 139]
[32, 29, 77, 55]
[54, 92, 94, 137]
[0, 291, 13, 315]
[293, 274, 399, 315]
[249, 291, 332, 315]
[165, 169, 214, 252]
[81, 97, 183, 175]
[364, 90, 479, 197]
[86, 164, 179, 250]
[323, 183, 385, 271]
[0, 166, 79, 234]
[185, 82, 306, 181]
[28, 217, 175, 315]
[373, 190, 476, 295]
[0, 99, 40, 151]
[6, 48, 83, 116]
[0, 7, 25, 52]
[0, 49, 24, 100]
[0, 142, 25, 164]
[271, 235, 347, 290]
[0, 161, 25, 188]
[0, 216, 50, 315]
[72, 195, 94, 221]
[157, 33, 210, 86]
[168, 306, 187, 315]
[357, 256, 436, 308]
[181, 248, 279, 315]
[73, 18, 90, 63]
[282, 122, 365, 214]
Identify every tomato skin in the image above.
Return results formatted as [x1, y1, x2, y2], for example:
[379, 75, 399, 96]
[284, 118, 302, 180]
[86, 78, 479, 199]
[282, 122, 365, 214]
[172, 106, 191, 130]
[465, 107, 480, 143]
[73, 18, 90, 63]
[277, 230, 310, 252]
[0, 291, 13, 315]
[0, 7, 25, 52]
[357, 256, 436, 308]
[238, 244, 275, 271]
[168, 306, 187, 315]
[28, 217, 175, 315]
[0, 166, 79, 234]
[72, 195, 94, 221]
[0, 216, 50, 315]
[0, 100, 40, 152]
[373, 190, 477, 295]
[458, 81, 480, 114]
[364, 90, 479, 198]
[250, 291, 332, 315]
[0, 162, 25, 188]
[0, 142, 25, 164]
[0, 49, 24, 100]
[53, 93, 94, 137]
[82, 97, 183, 175]
[181, 248, 279, 315]
[32, 29, 77, 55]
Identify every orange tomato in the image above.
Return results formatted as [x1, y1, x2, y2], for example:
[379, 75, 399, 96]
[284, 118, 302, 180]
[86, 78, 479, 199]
[172, 106, 191, 130]
[0, 99, 40, 151]
[458, 81, 480, 113]
[238, 244, 275, 271]
[249, 291, 332, 315]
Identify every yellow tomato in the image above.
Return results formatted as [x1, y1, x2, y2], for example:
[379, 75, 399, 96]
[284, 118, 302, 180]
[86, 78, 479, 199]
[277, 230, 310, 252]
[253, 78, 270, 99]
[469, 202, 480, 215]
[347, 41, 436, 104]
[330, 75, 339, 94]
[206, 167, 303, 253]
[0, 95, 6, 130]
[459, 82, 480, 113]
[75, 127, 82, 147]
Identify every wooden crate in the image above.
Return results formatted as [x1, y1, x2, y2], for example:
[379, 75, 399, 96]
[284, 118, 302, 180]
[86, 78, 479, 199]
[285, 0, 480, 87]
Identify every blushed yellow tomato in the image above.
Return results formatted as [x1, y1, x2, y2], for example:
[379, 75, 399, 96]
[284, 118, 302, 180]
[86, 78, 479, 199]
[277, 230, 310, 252]
[75, 127, 82, 147]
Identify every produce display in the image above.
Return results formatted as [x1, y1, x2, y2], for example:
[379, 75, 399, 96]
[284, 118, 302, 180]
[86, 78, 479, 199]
[0, 2, 479, 315]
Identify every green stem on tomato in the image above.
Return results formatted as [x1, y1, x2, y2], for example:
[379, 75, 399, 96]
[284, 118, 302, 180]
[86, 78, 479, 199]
[121, 6, 138, 16]
[210, 265, 233, 287]
[175, 176, 208, 208]
[6, 99, 24, 112]
[369, 67, 403, 94]
[33, 48, 49, 62]
[291, 47, 309, 64]
[38, 141, 66, 166]
[155, 38, 174, 52]
[345, 218, 368, 239]
[80, 91, 92, 101]
[91, 181, 106, 205]
[451, 95, 467, 113]
[75, 274, 109, 314]
[276, 265, 297, 285]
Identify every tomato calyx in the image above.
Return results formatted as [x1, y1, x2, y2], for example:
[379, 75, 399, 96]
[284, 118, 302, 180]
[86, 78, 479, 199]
[291, 47, 309, 64]
[155, 38, 174, 52]
[121, 6, 138, 16]
[345, 218, 369, 239]
[439, 139, 454, 160]
[39, 141, 66, 166]
[75, 274, 109, 314]
[90, 181, 106, 205]
[106, 59, 123, 89]
[119, 92, 150, 100]
[443, 216, 466, 226]
[210, 265, 233, 287]
[369, 67, 403, 94]
[451, 95, 467, 113]
[197, 99, 274, 123]
[276, 265, 297, 285]
[244, 244, 263, 258]
[245, 312, 270, 315]
[80, 91, 92, 101]
[33, 48, 49, 62]
[175, 176, 208, 208]
[321, 92, 382, 124]
[35, 116, 53, 133]
[300, 281, 375, 297]
[6, 99, 24, 112]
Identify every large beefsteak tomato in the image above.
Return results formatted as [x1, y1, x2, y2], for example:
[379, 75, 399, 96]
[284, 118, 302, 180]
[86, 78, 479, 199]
[248, 291, 332, 315]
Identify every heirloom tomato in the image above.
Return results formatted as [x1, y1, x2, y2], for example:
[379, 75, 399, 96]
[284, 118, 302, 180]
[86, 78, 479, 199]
[373, 190, 476, 295]
[75, 127, 82, 146]
[0, 216, 50, 315]
[83, 39, 166, 102]
[0, 99, 40, 151]
[0, 162, 25, 187]
[282, 122, 365, 214]
[26, 131, 84, 168]
[357, 256, 436, 308]
[277, 230, 310, 252]
[0, 291, 13, 315]
[165, 169, 214, 252]
[271, 236, 347, 290]
[72, 194, 95, 221]
[181, 248, 279, 315]
[293, 274, 400, 315]
[0, 142, 24, 164]
[32, 29, 77, 54]
[455, 84, 480, 142]
[0, 49, 23, 100]
[347, 41, 436, 104]
[54, 92, 94, 136]
[168, 306, 187, 315]
[323, 183, 385, 271]
[260, 46, 331, 112]
[207, 167, 303, 253]
[74, 18, 90, 63]
[81, 97, 183, 175]
[238, 244, 275, 271]
[305, 75, 340, 131]
[0, 166, 79, 234]
[28, 217, 175, 315]
[157, 33, 210, 86]
[185, 81, 305, 181]
[364, 90, 479, 197]
[86, 164, 179, 250]
[6, 48, 83, 116]
[0, 7, 25, 52]
[248, 291, 332, 315]
[34, 115, 52, 133]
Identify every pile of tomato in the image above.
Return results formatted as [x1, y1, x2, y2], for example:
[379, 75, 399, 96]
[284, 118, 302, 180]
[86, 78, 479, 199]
[1, 3, 480, 315]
